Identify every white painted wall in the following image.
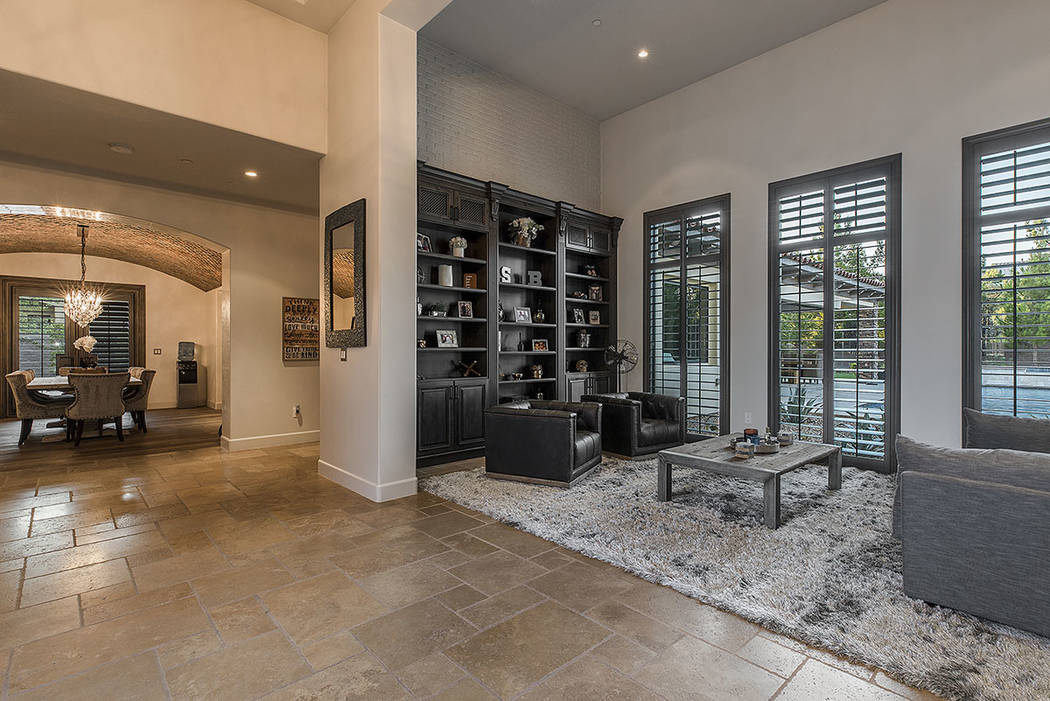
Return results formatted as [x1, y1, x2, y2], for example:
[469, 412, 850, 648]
[417, 38, 601, 210]
[601, 0, 1050, 449]
[0, 253, 217, 409]
[0, 0, 327, 152]
[0, 160, 320, 449]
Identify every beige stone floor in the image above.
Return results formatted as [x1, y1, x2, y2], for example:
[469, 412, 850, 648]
[0, 435, 940, 700]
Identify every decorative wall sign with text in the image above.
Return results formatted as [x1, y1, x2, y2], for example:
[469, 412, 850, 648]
[282, 297, 320, 361]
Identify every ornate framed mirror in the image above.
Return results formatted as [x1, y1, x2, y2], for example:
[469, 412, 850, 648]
[323, 199, 366, 348]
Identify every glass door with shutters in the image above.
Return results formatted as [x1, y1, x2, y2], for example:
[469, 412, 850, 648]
[644, 195, 730, 439]
[18, 295, 68, 377]
[769, 156, 900, 472]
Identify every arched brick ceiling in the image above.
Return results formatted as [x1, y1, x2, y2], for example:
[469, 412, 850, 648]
[332, 249, 354, 299]
[0, 210, 222, 291]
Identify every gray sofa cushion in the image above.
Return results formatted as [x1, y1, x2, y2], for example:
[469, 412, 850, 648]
[963, 408, 1050, 452]
[893, 435, 1050, 537]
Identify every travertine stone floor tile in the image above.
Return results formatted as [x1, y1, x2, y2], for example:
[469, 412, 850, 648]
[457, 584, 546, 629]
[874, 671, 943, 700]
[130, 546, 229, 592]
[633, 635, 782, 701]
[802, 645, 877, 681]
[114, 502, 190, 528]
[210, 596, 276, 642]
[74, 521, 156, 546]
[353, 598, 475, 670]
[395, 652, 465, 697]
[0, 515, 31, 543]
[78, 579, 136, 608]
[586, 600, 684, 652]
[441, 532, 499, 557]
[165, 629, 311, 700]
[261, 653, 410, 701]
[409, 511, 486, 539]
[156, 630, 223, 670]
[776, 659, 903, 701]
[82, 582, 190, 625]
[737, 634, 805, 678]
[445, 601, 608, 698]
[357, 561, 462, 608]
[0, 492, 70, 514]
[190, 557, 294, 607]
[8, 596, 210, 690]
[529, 549, 573, 570]
[529, 561, 633, 612]
[424, 548, 472, 570]
[329, 532, 447, 577]
[447, 551, 547, 596]
[616, 580, 759, 651]
[0, 568, 21, 612]
[283, 509, 366, 537]
[174, 483, 245, 508]
[0, 596, 80, 650]
[125, 546, 175, 568]
[261, 570, 386, 646]
[0, 531, 73, 562]
[25, 529, 166, 577]
[468, 522, 553, 558]
[20, 557, 130, 607]
[352, 506, 427, 529]
[302, 630, 365, 671]
[30, 509, 113, 536]
[436, 583, 488, 610]
[208, 517, 296, 555]
[431, 677, 498, 701]
[588, 634, 658, 676]
[0, 557, 25, 573]
[10, 651, 166, 701]
[517, 656, 665, 701]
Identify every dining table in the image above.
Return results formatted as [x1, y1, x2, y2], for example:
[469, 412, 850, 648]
[26, 375, 143, 441]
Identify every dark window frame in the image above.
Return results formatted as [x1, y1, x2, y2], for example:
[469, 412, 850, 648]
[643, 194, 731, 439]
[767, 155, 902, 473]
[962, 117, 1050, 417]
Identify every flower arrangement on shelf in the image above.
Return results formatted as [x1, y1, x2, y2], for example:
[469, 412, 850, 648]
[449, 236, 468, 257]
[508, 217, 543, 248]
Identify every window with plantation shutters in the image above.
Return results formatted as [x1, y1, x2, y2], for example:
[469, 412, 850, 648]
[17, 296, 66, 377]
[89, 300, 132, 372]
[769, 156, 900, 472]
[964, 119, 1050, 418]
[644, 195, 730, 438]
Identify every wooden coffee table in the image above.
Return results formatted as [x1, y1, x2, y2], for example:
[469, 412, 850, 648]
[657, 436, 842, 529]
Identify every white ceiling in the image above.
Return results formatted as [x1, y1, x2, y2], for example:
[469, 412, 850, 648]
[0, 69, 322, 214]
[420, 0, 887, 120]
[244, 0, 357, 32]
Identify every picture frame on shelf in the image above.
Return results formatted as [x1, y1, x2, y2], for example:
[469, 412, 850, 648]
[463, 272, 478, 289]
[457, 301, 473, 318]
[531, 339, 549, 352]
[513, 307, 532, 324]
[435, 330, 459, 348]
[588, 310, 601, 325]
[588, 284, 603, 301]
[572, 308, 586, 324]
[416, 233, 432, 252]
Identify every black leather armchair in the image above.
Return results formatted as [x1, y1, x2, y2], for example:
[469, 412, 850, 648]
[581, 392, 686, 457]
[484, 400, 602, 486]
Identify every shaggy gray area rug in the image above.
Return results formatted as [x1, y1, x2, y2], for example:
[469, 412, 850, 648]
[420, 458, 1050, 701]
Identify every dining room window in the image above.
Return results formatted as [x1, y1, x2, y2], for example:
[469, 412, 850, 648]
[17, 295, 66, 377]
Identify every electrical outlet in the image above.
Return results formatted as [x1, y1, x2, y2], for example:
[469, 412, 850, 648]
[153, 348, 162, 355]
[743, 411, 753, 426]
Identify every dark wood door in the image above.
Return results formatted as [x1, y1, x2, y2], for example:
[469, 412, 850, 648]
[566, 222, 589, 250]
[455, 381, 487, 447]
[418, 182, 455, 226]
[589, 227, 611, 252]
[417, 384, 454, 453]
[454, 192, 489, 232]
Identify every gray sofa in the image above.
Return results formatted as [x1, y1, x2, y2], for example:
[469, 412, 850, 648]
[895, 409, 1050, 638]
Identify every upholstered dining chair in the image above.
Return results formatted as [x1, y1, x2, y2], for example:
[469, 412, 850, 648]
[60, 367, 108, 376]
[66, 373, 129, 446]
[5, 370, 74, 446]
[123, 368, 156, 432]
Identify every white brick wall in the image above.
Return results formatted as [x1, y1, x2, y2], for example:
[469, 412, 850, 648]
[418, 38, 600, 210]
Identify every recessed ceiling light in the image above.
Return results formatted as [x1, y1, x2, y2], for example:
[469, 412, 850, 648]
[108, 142, 134, 155]
[592, 18, 601, 26]
[637, 48, 649, 59]
[244, 170, 258, 178]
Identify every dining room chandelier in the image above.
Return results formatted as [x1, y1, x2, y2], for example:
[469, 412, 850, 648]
[64, 224, 104, 327]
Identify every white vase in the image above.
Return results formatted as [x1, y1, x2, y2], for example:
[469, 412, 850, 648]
[437, 264, 454, 287]
[452, 248, 465, 258]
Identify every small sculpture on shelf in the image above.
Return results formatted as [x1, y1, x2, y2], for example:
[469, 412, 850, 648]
[574, 359, 589, 372]
[588, 284, 603, 301]
[508, 217, 543, 247]
[417, 338, 427, 349]
[577, 330, 591, 348]
[423, 303, 446, 317]
[455, 360, 481, 377]
[449, 236, 468, 258]
[533, 308, 546, 323]
[531, 364, 544, 379]
[583, 264, 599, 277]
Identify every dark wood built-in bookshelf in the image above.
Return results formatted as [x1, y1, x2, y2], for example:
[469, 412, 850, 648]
[415, 163, 621, 466]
